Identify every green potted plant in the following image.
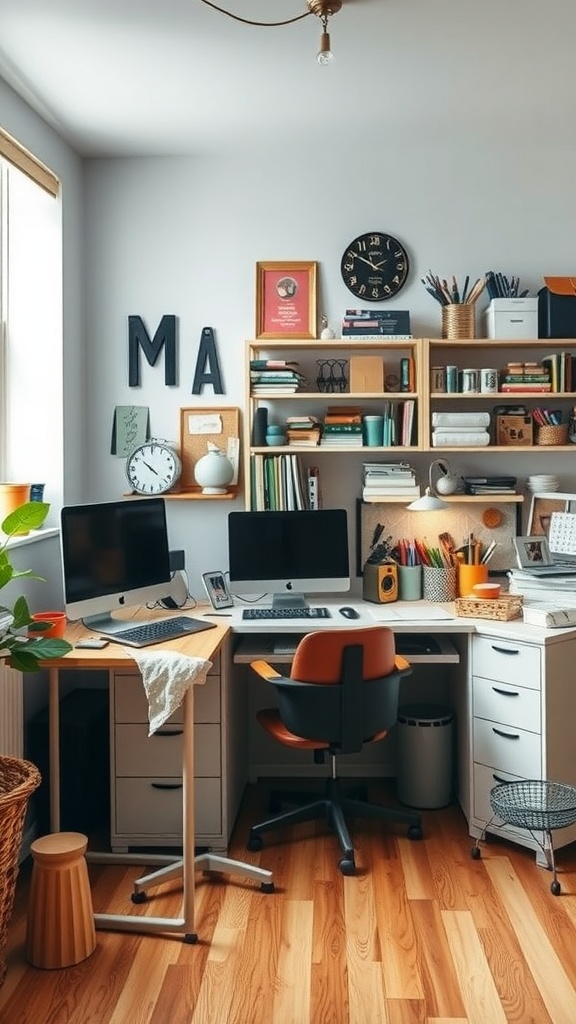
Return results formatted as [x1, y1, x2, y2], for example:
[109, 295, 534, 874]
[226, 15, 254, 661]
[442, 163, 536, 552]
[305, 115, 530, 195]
[0, 502, 72, 670]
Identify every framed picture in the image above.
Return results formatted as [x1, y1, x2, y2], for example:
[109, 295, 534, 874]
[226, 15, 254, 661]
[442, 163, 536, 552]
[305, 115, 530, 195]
[513, 535, 549, 568]
[201, 570, 234, 610]
[526, 492, 575, 537]
[255, 260, 317, 339]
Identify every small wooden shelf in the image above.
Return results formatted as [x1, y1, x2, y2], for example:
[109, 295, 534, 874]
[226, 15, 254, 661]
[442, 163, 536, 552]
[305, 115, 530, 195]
[124, 488, 237, 501]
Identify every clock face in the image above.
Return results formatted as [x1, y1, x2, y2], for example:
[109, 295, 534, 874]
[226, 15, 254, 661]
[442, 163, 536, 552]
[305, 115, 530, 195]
[126, 442, 181, 495]
[340, 232, 409, 301]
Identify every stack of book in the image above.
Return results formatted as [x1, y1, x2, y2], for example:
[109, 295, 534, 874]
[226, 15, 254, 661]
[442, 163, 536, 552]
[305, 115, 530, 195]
[500, 361, 551, 394]
[508, 570, 576, 606]
[341, 309, 412, 340]
[431, 411, 491, 447]
[285, 415, 321, 447]
[461, 475, 517, 495]
[320, 406, 363, 447]
[362, 462, 420, 502]
[250, 359, 305, 394]
[541, 352, 574, 392]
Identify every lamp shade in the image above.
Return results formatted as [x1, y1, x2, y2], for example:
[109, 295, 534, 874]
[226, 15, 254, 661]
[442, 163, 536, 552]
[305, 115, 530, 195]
[407, 487, 450, 512]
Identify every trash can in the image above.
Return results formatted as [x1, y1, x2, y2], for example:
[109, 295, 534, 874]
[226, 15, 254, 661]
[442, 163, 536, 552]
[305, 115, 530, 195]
[396, 703, 454, 808]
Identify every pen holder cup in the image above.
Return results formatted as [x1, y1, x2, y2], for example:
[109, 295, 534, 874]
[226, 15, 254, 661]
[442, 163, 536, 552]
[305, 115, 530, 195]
[457, 563, 488, 598]
[398, 565, 423, 601]
[441, 303, 476, 340]
[423, 566, 457, 602]
[535, 424, 569, 446]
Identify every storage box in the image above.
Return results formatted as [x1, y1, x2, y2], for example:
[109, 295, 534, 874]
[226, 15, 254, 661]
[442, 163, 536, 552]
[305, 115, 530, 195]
[538, 277, 576, 338]
[483, 298, 538, 340]
[496, 414, 533, 446]
[454, 595, 523, 621]
[349, 356, 384, 393]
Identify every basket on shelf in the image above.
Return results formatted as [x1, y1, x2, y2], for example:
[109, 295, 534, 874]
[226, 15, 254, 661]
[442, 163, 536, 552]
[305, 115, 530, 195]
[535, 424, 569, 446]
[0, 756, 41, 987]
[454, 594, 523, 621]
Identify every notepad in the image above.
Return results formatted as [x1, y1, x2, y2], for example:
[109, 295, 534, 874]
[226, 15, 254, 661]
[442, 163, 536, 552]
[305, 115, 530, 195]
[393, 605, 455, 621]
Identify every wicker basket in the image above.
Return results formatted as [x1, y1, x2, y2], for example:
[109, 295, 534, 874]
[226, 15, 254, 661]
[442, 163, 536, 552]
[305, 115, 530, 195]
[441, 303, 476, 340]
[0, 757, 41, 987]
[535, 424, 569, 446]
[454, 594, 523, 621]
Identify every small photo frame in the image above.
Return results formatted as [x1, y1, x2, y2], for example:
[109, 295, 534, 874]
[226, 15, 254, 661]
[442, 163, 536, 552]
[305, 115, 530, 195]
[527, 492, 573, 537]
[513, 536, 549, 568]
[201, 570, 234, 610]
[255, 260, 317, 339]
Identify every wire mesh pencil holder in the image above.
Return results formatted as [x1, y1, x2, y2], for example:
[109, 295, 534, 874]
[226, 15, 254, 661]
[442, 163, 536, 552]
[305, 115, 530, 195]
[471, 779, 576, 894]
[316, 359, 348, 393]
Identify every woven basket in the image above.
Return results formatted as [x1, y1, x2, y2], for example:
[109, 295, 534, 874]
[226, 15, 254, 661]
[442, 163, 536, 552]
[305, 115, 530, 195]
[441, 303, 476, 340]
[535, 424, 569, 446]
[0, 757, 41, 987]
[454, 594, 523, 621]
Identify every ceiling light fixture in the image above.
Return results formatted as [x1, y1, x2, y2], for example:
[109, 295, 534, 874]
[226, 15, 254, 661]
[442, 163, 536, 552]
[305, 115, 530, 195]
[198, 0, 342, 64]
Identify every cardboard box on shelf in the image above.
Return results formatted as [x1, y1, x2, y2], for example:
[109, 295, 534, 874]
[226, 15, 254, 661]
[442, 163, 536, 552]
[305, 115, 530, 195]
[496, 413, 533, 446]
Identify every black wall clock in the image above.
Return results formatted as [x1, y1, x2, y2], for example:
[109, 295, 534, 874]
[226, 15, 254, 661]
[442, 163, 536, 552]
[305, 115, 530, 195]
[340, 231, 410, 301]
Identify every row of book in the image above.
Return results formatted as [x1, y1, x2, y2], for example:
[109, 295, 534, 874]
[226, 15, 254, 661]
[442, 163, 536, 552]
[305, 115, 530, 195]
[362, 462, 420, 502]
[341, 308, 412, 340]
[500, 355, 574, 394]
[249, 453, 320, 511]
[282, 405, 417, 448]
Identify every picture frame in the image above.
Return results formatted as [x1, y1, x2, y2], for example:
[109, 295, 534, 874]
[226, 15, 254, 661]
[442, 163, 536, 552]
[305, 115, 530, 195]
[255, 260, 317, 339]
[513, 535, 549, 568]
[201, 570, 234, 610]
[526, 491, 575, 537]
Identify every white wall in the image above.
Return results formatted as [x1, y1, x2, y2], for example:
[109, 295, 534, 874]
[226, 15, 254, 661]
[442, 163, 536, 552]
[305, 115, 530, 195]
[83, 145, 576, 593]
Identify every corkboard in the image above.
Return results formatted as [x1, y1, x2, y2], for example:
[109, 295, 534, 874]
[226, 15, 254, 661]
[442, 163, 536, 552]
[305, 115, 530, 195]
[179, 406, 241, 495]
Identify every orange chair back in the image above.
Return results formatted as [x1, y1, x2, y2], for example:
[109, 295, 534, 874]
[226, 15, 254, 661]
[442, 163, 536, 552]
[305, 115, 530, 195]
[291, 626, 396, 684]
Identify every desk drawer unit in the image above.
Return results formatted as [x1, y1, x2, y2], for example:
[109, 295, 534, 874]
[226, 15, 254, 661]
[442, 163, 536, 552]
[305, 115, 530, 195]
[110, 660, 226, 852]
[470, 633, 544, 853]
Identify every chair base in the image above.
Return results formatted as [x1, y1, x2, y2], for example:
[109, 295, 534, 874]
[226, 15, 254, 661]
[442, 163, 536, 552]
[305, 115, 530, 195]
[248, 778, 423, 874]
[131, 852, 275, 902]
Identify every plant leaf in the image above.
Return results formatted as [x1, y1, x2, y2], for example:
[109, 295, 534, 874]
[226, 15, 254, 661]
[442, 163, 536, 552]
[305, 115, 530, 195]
[1, 501, 50, 538]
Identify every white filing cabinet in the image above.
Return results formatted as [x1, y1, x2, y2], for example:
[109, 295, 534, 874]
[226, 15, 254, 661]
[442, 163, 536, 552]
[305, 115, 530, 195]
[109, 638, 247, 853]
[470, 630, 576, 855]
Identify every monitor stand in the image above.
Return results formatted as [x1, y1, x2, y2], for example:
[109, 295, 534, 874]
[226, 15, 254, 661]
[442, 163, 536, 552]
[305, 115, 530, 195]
[82, 612, 150, 636]
[271, 593, 308, 610]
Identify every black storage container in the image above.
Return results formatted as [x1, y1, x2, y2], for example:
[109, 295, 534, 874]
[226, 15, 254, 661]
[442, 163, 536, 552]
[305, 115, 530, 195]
[27, 688, 109, 835]
[538, 277, 576, 338]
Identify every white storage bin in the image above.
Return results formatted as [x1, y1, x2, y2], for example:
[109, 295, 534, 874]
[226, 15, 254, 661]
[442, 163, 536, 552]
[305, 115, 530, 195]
[483, 298, 538, 340]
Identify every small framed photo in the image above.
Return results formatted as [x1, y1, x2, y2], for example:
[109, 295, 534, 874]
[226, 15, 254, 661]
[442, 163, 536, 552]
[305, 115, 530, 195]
[255, 260, 317, 339]
[513, 536, 549, 568]
[201, 571, 234, 610]
[527, 492, 573, 536]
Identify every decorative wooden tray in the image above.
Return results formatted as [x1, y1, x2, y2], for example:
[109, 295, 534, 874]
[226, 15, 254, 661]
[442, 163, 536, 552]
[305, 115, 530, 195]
[454, 594, 523, 621]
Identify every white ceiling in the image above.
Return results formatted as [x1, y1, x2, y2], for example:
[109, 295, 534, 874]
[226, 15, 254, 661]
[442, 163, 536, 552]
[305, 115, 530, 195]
[0, 0, 574, 158]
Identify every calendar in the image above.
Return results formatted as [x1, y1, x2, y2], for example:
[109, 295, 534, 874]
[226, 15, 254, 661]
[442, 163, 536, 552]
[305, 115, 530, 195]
[548, 512, 576, 555]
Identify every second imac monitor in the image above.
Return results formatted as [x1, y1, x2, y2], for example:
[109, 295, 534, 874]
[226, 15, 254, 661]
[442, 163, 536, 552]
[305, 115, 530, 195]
[228, 508, 350, 608]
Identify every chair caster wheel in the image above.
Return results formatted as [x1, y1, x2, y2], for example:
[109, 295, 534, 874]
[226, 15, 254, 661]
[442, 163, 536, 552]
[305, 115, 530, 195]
[339, 857, 356, 876]
[408, 824, 423, 840]
[261, 881, 275, 893]
[551, 880, 561, 895]
[131, 891, 147, 903]
[247, 834, 263, 852]
[471, 846, 482, 860]
[183, 932, 198, 944]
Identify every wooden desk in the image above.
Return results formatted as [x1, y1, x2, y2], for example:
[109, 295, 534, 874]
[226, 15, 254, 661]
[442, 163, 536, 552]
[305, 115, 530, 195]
[44, 610, 239, 942]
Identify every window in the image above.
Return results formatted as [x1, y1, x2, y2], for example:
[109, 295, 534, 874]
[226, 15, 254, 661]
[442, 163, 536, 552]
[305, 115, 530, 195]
[0, 129, 63, 516]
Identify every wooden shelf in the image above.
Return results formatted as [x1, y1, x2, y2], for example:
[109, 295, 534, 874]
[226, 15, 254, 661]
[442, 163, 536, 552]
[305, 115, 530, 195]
[124, 488, 237, 501]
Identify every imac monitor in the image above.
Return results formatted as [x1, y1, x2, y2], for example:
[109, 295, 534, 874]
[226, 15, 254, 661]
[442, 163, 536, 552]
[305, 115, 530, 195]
[60, 498, 173, 635]
[227, 508, 350, 608]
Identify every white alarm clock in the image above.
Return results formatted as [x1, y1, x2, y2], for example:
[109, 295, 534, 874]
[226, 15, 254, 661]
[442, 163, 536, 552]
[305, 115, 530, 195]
[125, 440, 182, 496]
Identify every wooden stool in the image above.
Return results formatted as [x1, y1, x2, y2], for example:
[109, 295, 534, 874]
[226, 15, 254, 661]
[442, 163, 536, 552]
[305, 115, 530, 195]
[26, 832, 96, 969]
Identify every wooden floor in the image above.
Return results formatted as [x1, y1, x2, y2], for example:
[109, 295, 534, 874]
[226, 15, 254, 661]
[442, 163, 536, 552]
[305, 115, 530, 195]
[1, 781, 576, 1024]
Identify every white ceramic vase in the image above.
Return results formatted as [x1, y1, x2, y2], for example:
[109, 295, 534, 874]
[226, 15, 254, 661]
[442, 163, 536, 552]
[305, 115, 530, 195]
[194, 449, 234, 494]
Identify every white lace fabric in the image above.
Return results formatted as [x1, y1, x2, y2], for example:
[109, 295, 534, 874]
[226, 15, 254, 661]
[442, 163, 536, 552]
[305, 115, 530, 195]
[127, 648, 213, 735]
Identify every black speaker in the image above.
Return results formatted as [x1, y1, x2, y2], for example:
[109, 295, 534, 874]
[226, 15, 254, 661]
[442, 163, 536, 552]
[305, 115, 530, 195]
[252, 407, 268, 446]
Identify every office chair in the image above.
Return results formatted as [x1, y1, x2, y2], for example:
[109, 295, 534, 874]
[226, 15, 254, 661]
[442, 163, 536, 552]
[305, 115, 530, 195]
[247, 627, 423, 875]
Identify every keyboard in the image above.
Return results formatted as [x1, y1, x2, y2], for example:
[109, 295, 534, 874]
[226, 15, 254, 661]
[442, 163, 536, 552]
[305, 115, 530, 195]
[107, 616, 213, 648]
[242, 606, 331, 621]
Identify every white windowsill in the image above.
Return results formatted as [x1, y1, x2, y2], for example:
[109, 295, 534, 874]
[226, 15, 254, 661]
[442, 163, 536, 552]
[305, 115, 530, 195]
[4, 527, 59, 549]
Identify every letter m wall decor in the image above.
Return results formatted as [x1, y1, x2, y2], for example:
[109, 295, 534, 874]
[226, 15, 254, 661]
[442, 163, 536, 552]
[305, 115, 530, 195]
[128, 314, 177, 386]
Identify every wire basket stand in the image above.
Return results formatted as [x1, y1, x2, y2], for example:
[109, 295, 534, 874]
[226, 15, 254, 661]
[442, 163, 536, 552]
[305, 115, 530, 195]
[471, 779, 576, 894]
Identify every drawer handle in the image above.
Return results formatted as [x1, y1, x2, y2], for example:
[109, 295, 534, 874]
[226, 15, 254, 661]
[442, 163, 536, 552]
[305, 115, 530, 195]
[154, 729, 184, 738]
[490, 645, 519, 656]
[492, 727, 520, 740]
[492, 687, 519, 697]
[150, 782, 183, 790]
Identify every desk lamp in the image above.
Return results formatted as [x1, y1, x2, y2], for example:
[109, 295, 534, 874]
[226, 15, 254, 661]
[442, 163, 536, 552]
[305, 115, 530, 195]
[407, 459, 456, 511]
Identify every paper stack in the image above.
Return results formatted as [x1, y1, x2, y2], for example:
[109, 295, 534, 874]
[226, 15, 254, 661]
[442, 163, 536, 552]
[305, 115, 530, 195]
[431, 411, 491, 447]
[362, 462, 420, 502]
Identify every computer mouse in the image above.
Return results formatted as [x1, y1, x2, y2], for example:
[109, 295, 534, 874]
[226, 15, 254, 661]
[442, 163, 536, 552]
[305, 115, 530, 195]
[339, 606, 360, 620]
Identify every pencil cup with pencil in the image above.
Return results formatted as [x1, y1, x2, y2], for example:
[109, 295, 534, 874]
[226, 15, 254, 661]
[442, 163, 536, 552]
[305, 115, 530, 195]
[422, 272, 485, 340]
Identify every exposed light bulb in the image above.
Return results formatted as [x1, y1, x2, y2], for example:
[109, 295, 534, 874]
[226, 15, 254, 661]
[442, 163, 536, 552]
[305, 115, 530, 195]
[317, 30, 334, 65]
